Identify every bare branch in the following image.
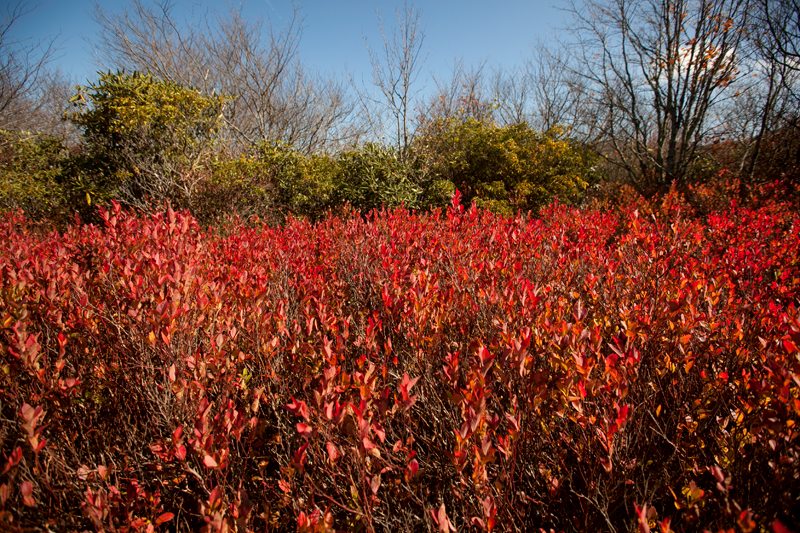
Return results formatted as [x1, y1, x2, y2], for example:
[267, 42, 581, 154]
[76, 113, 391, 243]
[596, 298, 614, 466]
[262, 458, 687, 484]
[356, 2, 428, 156]
[0, 0, 63, 133]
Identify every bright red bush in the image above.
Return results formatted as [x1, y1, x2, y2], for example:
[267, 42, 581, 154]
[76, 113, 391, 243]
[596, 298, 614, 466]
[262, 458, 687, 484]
[1, 189, 798, 531]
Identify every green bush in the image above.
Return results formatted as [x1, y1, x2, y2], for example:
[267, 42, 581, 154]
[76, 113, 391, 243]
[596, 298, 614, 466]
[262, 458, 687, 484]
[195, 141, 340, 224]
[261, 142, 338, 220]
[194, 153, 279, 225]
[0, 130, 69, 221]
[334, 143, 421, 212]
[203, 141, 423, 223]
[67, 71, 226, 211]
[413, 118, 601, 214]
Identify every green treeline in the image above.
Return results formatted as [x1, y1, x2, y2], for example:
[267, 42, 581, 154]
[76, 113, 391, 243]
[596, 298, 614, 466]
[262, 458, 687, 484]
[0, 72, 600, 224]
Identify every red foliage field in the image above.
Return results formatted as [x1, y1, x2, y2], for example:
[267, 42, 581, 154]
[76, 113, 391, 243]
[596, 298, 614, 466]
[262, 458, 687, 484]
[1, 190, 799, 532]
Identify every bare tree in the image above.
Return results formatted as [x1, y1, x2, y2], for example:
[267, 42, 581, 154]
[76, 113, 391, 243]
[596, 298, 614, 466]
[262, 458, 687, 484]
[752, 0, 800, 124]
[722, 57, 797, 181]
[488, 65, 529, 126]
[559, 0, 750, 194]
[419, 58, 492, 124]
[486, 46, 589, 131]
[519, 43, 600, 138]
[91, 0, 359, 154]
[355, 2, 428, 156]
[697, 0, 800, 185]
[759, 0, 800, 78]
[0, 0, 63, 134]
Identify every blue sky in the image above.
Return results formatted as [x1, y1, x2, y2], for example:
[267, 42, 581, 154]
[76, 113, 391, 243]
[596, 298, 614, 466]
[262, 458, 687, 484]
[5, 0, 566, 92]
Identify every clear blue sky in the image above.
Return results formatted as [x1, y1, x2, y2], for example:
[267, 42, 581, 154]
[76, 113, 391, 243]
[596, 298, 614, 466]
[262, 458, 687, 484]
[5, 0, 566, 92]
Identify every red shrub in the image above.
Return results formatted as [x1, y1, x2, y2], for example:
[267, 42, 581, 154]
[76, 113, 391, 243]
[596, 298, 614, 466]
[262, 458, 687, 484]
[1, 191, 798, 531]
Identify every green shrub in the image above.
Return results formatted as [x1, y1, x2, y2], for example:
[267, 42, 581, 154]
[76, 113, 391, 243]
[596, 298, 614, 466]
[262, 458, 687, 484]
[195, 142, 340, 224]
[413, 118, 601, 214]
[260, 142, 338, 220]
[0, 130, 69, 221]
[67, 71, 226, 211]
[334, 143, 421, 212]
[194, 154, 279, 225]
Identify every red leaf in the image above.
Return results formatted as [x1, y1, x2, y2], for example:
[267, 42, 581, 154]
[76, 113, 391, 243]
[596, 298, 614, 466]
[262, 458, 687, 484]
[431, 503, 456, 532]
[738, 510, 756, 533]
[372, 421, 386, 443]
[21, 480, 34, 507]
[400, 372, 420, 393]
[482, 495, 496, 519]
[284, 397, 310, 421]
[203, 455, 218, 468]
[405, 458, 419, 481]
[326, 442, 341, 462]
[634, 502, 650, 533]
[370, 473, 381, 494]
[710, 465, 725, 484]
[1, 447, 21, 475]
[296, 422, 313, 438]
[773, 519, 793, 533]
[20, 403, 43, 424]
[236, 489, 254, 520]
[573, 298, 587, 321]
[155, 512, 175, 525]
[505, 413, 519, 433]
[403, 395, 418, 412]
[77, 465, 91, 481]
[293, 443, 309, 467]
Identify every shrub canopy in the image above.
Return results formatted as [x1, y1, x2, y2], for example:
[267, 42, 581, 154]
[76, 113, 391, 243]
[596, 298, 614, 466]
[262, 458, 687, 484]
[413, 118, 601, 214]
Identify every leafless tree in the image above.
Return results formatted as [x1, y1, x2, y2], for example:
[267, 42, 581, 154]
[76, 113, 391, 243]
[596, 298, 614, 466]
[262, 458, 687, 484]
[488, 65, 529, 127]
[355, 2, 428, 156]
[708, 0, 800, 182]
[419, 58, 492, 124]
[751, 0, 800, 125]
[0, 0, 64, 134]
[486, 46, 592, 132]
[559, 0, 750, 194]
[723, 58, 797, 180]
[518, 43, 600, 138]
[91, 0, 359, 154]
[759, 0, 800, 79]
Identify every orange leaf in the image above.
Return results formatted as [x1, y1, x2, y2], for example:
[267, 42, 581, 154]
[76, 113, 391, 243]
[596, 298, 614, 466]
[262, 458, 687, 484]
[155, 512, 175, 525]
